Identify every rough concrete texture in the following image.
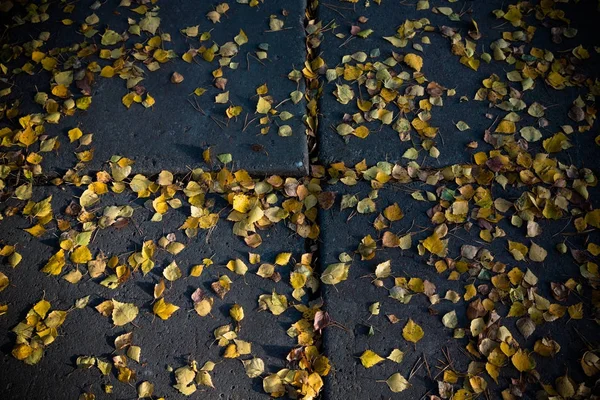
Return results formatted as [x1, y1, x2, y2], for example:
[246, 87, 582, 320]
[4, 0, 309, 176]
[0, 186, 307, 399]
[317, 0, 599, 168]
[319, 181, 598, 399]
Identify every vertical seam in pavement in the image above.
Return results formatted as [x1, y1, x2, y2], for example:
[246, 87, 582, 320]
[304, 2, 332, 399]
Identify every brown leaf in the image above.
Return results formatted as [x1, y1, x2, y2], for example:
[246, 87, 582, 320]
[313, 310, 331, 332]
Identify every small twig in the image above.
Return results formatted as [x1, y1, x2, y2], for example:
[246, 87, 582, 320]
[210, 116, 226, 129]
[248, 52, 266, 66]
[552, 216, 573, 237]
[338, 35, 355, 48]
[242, 114, 259, 132]
[423, 352, 432, 380]
[322, 3, 346, 18]
[187, 98, 206, 115]
[409, 356, 424, 380]
[265, 27, 294, 33]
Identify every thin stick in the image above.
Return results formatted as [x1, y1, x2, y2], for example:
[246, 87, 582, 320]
[423, 352, 432, 380]
[409, 356, 424, 380]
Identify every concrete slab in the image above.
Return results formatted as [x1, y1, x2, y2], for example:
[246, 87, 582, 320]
[2, 0, 309, 176]
[317, 0, 599, 169]
[319, 181, 598, 399]
[0, 185, 308, 399]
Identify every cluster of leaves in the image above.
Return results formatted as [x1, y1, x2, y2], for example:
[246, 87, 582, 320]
[0, 0, 328, 397]
[11, 298, 82, 365]
[0, 0, 306, 208]
[317, 151, 599, 394]
[1, 0, 599, 399]
[0, 158, 331, 396]
[75, 331, 148, 394]
[311, 3, 599, 391]
[0, 244, 22, 296]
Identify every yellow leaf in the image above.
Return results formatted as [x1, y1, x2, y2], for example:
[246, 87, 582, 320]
[256, 96, 271, 114]
[242, 357, 264, 378]
[402, 318, 424, 343]
[508, 241, 528, 261]
[232, 193, 251, 213]
[234, 29, 248, 45]
[112, 300, 139, 326]
[163, 261, 182, 281]
[404, 53, 423, 72]
[42, 250, 66, 275]
[586, 210, 600, 228]
[511, 349, 535, 372]
[546, 71, 566, 88]
[189, 264, 204, 277]
[423, 233, 446, 256]
[122, 93, 135, 108]
[495, 120, 516, 134]
[353, 125, 369, 139]
[320, 263, 349, 285]
[100, 65, 115, 78]
[51, 84, 69, 98]
[68, 127, 83, 143]
[137, 381, 154, 398]
[568, 302, 583, 319]
[275, 252, 292, 266]
[529, 242, 547, 262]
[154, 279, 165, 299]
[290, 272, 307, 290]
[384, 203, 404, 221]
[359, 350, 385, 368]
[229, 304, 244, 321]
[153, 298, 180, 320]
[387, 349, 404, 363]
[63, 269, 82, 283]
[464, 284, 476, 301]
[0, 272, 8, 292]
[71, 246, 92, 264]
[18, 126, 37, 146]
[213, 91, 228, 104]
[386, 373, 410, 393]
[31, 51, 45, 63]
[194, 298, 214, 316]
[226, 105, 242, 118]
[226, 259, 248, 275]
[543, 132, 571, 153]
[0, 245, 15, 257]
[24, 224, 46, 237]
[263, 374, 285, 397]
[142, 93, 155, 108]
[223, 343, 239, 358]
[75, 96, 92, 110]
[258, 291, 288, 315]
[12, 343, 33, 360]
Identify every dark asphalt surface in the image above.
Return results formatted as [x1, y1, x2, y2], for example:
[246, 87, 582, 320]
[319, 181, 598, 399]
[317, 0, 599, 169]
[0, 0, 599, 399]
[3, 0, 309, 176]
[0, 186, 307, 399]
